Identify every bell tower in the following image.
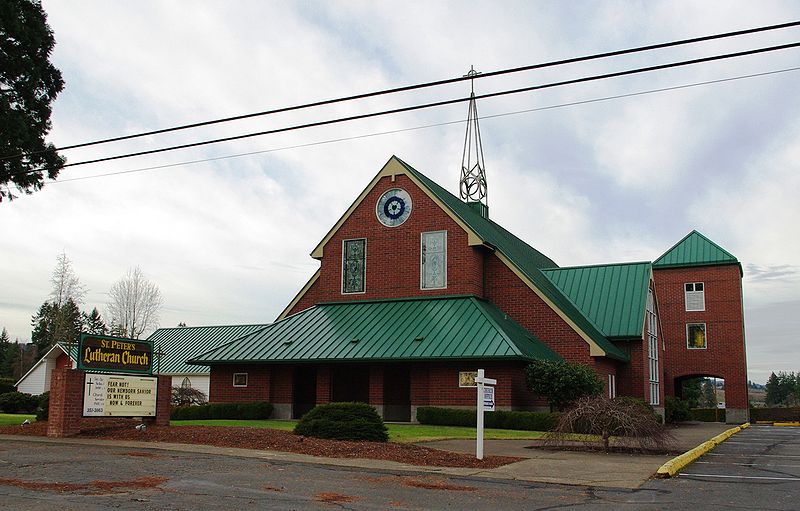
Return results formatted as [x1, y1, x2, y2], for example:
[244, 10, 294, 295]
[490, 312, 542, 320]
[459, 66, 488, 218]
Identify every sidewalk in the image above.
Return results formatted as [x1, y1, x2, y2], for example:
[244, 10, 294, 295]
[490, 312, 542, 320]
[0, 422, 732, 490]
[420, 422, 731, 488]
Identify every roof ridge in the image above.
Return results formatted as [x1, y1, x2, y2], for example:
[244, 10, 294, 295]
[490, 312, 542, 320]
[543, 261, 652, 271]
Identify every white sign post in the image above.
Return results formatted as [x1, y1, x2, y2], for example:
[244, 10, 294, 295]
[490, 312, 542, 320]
[475, 368, 497, 460]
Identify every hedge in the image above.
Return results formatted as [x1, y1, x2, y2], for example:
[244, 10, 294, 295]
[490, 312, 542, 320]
[294, 402, 388, 442]
[416, 406, 558, 431]
[0, 392, 40, 413]
[690, 408, 726, 422]
[171, 402, 273, 420]
[750, 407, 800, 422]
[0, 378, 15, 395]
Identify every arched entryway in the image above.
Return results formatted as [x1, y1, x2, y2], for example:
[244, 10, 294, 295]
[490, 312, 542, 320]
[674, 374, 726, 422]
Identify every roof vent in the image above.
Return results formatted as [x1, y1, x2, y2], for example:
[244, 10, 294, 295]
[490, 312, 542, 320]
[414, 336, 424, 342]
[351, 338, 360, 343]
[283, 340, 293, 346]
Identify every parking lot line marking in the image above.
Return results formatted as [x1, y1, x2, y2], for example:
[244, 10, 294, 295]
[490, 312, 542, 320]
[695, 461, 800, 468]
[679, 474, 800, 481]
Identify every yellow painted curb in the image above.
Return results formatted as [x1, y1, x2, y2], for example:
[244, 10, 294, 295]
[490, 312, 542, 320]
[656, 423, 750, 478]
[774, 422, 800, 427]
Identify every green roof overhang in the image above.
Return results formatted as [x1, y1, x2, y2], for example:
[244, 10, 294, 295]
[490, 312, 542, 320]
[189, 296, 562, 366]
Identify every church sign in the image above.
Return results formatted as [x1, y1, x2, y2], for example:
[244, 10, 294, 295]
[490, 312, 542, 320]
[78, 334, 153, 375]
[82, 374, 157, 417]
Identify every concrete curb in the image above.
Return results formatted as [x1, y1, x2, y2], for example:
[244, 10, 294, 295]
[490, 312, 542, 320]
[656, 422, 750, 478]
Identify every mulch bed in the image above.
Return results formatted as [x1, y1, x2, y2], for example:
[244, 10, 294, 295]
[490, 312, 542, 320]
[0, 420, 521, 469]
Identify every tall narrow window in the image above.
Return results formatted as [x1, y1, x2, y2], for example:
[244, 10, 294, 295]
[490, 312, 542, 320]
[684, 282, 705, 311]
[646, 288, 660, 405]
[421, 231, 447, 289]
[608, 374, 616, 398]
[342, 238, 366, 294]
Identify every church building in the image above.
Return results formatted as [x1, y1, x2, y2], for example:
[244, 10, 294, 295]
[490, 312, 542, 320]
[188, 92, 748, 424]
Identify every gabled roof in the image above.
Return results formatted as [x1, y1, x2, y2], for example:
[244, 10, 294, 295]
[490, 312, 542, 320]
[189, 296, 561, 365]
[653, 230, 739, 269]
[147, 324, 270, 374]
[395, 157, 628, 361]
[301, 156, 628, 361]
[14, 343, 75, 388]
[543, 262, 652, 339]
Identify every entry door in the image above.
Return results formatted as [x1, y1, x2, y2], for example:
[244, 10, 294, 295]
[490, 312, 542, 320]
[383, 365, 411, 422]
[292, 366, 317, 419]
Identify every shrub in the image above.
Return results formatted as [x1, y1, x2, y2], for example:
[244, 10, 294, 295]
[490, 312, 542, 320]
[294, 402, 388, 442]
[0, 378, 15, 394]
[750, 407, 800, 422]
[0, 392, 39, 413]
[614, 396, 662, 424]
[664, 396, 691, 423]
[546, 396, 674, 453]
[170, 401, 273, 420]
[525, 360, 604, 411]
[416, 406, 558, 431]
[171, 385, 207, 406]
[36, 392, 49, 421]
[690, 408, 726, 422]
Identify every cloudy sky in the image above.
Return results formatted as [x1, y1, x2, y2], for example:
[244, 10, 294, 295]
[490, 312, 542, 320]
[2, 1, 799, 384]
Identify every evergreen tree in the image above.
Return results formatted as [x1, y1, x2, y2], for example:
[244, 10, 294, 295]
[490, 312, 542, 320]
[765, 372, 788, 407]
[82, 307, 107, 335]
[0, 327, 11, 378]
[681, 377, 702, 408]
[0, 0, 66, 201]
[30, 298, 83, 353]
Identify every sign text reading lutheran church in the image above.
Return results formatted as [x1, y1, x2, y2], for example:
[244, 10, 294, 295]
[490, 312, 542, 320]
[78, 334, 153, 375]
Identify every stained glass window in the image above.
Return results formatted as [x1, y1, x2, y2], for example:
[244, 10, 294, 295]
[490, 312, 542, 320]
[421, 231, 446, 289]
[687, 323, 707, 349]
[342, 238, 366, 294]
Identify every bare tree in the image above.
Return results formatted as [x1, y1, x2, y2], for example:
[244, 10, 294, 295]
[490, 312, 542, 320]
[106, 266, 163, 339]
[49, 251, 86, 307]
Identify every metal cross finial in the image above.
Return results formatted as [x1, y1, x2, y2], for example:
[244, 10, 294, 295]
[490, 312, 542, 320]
[463, 65, 482, 94]
[459, 66, 487, 210]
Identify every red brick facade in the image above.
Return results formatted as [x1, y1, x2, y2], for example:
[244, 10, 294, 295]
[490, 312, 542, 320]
[206, 163, 745, 423]
[654, 264, 748, 421]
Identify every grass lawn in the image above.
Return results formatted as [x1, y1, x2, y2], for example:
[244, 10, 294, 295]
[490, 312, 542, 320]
[171, 419, 548, 443]
[0, 413, 35, 426]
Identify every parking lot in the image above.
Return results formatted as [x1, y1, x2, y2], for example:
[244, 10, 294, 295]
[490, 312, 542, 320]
[680, 425, 800, 483]
[639, 425, 800, 510]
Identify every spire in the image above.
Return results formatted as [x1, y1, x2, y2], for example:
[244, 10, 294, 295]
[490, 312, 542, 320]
[459, 65, 488, 218]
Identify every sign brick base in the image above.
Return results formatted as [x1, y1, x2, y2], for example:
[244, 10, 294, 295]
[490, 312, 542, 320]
[47, 368, 171, 437]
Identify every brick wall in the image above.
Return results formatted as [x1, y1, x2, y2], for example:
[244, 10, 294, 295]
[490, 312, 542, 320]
[209, 365, 271, 403]
[287, 174, 485, 315]
[654, 264, 748, 410]
[485, 255, 593, 366]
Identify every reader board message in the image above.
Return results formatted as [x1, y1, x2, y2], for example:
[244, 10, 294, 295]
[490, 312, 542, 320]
[78, 333, 153, 374]
[83, 374, 157, 417]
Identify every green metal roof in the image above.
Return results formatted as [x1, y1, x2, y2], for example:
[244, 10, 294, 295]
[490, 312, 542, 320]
[543, 262, 651, 339]
[653, 230, 738, 269]
[394, 157, 629, 362]
[146, 324, 270, 374]
[189, 296, 561, 365]
[56, 342, 79, 361]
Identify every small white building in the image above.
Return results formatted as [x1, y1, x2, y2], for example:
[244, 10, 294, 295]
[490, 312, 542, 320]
[15, 343, 77, 395]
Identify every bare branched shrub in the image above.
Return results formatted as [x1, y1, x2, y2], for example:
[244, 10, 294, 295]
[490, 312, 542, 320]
[544, 396, 674, 453]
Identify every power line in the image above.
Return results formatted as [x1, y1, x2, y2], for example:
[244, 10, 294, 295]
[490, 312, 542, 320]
[49, 66, 800, 185]
[2, 19, 800, 162]
[51, 40, 800, 170]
